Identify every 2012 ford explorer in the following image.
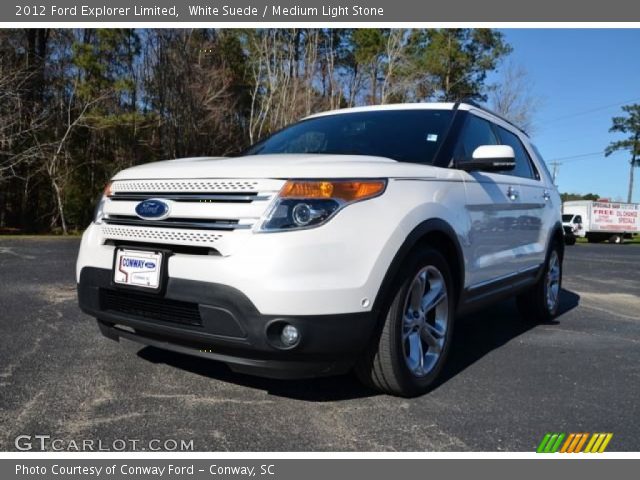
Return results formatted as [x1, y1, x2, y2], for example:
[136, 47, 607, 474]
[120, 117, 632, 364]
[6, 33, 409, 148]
[77, 102, 564, 397]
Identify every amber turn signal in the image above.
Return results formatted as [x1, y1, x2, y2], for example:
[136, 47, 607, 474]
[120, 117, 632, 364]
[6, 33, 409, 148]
[280, 180, 386, 202]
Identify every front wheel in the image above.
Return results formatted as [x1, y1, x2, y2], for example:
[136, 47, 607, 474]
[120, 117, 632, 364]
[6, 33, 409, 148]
[516, 242, 562, 323]
[355, 248, 455, 397]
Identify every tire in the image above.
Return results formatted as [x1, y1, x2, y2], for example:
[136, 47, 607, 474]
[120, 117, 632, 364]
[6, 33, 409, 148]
[609, 234, 623, 244]
[586, 233, 599, 243]
[355, 247, 456, 397]
[565, 235, 576, 246]
[516, 241, 562, 324]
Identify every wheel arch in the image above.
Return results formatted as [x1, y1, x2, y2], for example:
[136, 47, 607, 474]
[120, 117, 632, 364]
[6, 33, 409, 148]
[372, 218, 465, 315]
[549, 221, 565, 261]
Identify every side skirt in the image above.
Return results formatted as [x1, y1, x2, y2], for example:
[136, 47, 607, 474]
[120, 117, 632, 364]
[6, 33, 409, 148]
[457, 264, 543, 316]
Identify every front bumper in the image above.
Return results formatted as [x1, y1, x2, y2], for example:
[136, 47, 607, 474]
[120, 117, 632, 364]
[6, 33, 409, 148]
[78, 267, 377, 378]
[78, 209, 393, 316]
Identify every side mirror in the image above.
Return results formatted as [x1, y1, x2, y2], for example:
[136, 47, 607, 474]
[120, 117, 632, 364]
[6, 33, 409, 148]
[458, 145, 516, 172]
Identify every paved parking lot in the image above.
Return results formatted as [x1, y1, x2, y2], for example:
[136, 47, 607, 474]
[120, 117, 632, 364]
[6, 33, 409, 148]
[0, 238, 638, 451]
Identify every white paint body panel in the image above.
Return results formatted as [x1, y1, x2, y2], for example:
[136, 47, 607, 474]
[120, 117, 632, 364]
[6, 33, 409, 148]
[77, 103, 561, 316]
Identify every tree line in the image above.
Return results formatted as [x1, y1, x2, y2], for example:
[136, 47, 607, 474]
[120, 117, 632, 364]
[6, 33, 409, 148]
[0, 28, 529, 234]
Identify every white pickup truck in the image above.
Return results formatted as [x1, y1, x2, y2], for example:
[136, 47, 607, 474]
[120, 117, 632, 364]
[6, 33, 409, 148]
[77, 102, 564, 396]
[563, 200, 640, 245]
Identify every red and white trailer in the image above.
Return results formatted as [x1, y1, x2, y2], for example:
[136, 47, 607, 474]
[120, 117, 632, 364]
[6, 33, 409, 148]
[562, 200, 640, 244]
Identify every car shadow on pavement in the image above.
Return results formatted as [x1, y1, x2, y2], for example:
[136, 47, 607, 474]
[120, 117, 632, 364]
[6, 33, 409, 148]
[137, 347, 376, 402]
[136, 288, 580, 401]
[435, 288, 580, 388]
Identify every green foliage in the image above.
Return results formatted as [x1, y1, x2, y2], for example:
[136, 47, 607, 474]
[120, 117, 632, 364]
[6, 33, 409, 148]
[0, 28, 514, 233]
[561, 192, 601, 202]
[72, 29, 141, 101]
[605, 104, 640, 162]
[606, 104, 640, 203]
[408, 29, 511, 101]
[352, 29, 385, 65]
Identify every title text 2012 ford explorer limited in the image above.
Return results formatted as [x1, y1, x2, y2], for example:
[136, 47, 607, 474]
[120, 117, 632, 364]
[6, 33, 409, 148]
[77, 102, 564, 397]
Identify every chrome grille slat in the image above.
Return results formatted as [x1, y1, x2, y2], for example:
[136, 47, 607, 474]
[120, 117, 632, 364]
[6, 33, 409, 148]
[111, 179, 263, 193]
[101, 225, 225, 245]
[109, 193, 269, 203]
[104, 216, 250, 231]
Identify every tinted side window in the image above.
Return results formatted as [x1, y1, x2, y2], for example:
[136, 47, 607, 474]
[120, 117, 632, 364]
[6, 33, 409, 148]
[531, 144, 552, 182]
[495, 126, 535, 179]
[454, 115, 499, 162]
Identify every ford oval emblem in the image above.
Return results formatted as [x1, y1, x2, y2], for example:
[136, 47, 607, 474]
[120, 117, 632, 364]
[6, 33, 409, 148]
[135, 199, 170, 220]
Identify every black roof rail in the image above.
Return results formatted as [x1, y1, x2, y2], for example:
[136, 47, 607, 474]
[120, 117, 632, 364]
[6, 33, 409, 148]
[458, 98, 529, 137]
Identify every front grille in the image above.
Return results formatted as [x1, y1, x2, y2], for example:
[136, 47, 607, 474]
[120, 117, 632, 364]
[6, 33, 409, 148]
[105, 240, 218, 256]
[101, 178, 285, 253]
[101, 225, 224, 245]
[109, 192, 263, 203]
[104, 215, 246, 231]
[111, 179, 261, 193]
[100, 289, 202, 327]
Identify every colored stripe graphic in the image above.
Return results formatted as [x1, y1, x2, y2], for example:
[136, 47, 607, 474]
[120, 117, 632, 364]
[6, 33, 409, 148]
[567, 433, 581, 452]
[591, 434, 606, 453]
[537, 433, 565, 453]
[585, 433, 614, 453]
[559, 433, 575, 453]
[584, 433, 598, 453]
[544, 434, 559, 453]
[597, 433, 613, 453]
[549, 433, 565, 453]
[537, 433, 613, 453]
[574, 433, 590, 453]
[536, 434, 552, 453]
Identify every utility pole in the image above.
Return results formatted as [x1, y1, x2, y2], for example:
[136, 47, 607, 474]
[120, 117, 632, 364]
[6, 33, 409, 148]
[550, 161, 561, 184]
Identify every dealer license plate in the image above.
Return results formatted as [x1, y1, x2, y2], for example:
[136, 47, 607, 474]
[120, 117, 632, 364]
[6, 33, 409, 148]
[113, 249, 163, 289]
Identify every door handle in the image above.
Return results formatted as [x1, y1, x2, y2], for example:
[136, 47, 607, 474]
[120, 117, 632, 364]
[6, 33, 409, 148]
[543, 190, 551, 201]
[506, 186, 519, 201]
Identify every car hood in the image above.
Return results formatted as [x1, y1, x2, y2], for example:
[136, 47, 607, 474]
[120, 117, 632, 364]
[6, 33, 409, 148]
[111, 154, 455, 181]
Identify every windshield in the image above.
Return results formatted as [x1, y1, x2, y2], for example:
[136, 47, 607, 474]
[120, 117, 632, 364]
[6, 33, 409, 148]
[243, 110, 454, 164]
[562, 214, 574, 222]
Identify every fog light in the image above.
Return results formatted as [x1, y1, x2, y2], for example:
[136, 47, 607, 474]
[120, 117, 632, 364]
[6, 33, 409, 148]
[281, 324, 300, 346]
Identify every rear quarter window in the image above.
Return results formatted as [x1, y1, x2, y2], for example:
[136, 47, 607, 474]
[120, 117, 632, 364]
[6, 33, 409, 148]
[530, 144, 552, 182]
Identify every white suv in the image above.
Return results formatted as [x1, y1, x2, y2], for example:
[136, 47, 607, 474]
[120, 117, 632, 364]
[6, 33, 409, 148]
[77, 102, 563, 396]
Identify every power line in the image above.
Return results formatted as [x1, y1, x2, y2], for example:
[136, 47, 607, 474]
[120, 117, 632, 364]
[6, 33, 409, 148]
[543, 97, 640, 125]
[534, 97, 640, 134]
[548, 151, 604, 162]
[547, 149, 629, 181]
[548, 148, 628, 163]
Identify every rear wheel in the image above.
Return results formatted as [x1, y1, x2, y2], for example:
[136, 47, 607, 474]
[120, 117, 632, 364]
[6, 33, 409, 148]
[609, 234, 623, 244]
[516, 242, 562, 323]
[355, 248, 455, 397]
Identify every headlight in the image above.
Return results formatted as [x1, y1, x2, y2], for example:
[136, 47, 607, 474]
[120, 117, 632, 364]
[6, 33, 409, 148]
[257, 179, 386, 232]
[93, 183, 112, 225]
